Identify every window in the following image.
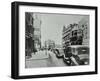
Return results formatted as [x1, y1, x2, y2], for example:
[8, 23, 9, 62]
[77, 47, 89, 55]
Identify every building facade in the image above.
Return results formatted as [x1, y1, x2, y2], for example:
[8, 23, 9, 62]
[25, 12, 34, 56]
[45, 40, 55, 49]
[62, 24, 73, 48]
[62, 16, 89, 48]
[62, 23, 83, 48]
[25, 13, 41, 56]
[70, 23, 83, 45]
[78, 16, 89, 45]
[32, 13, 41, 50]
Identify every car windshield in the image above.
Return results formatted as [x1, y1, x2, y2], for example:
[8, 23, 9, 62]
[77, 47, 89, 55]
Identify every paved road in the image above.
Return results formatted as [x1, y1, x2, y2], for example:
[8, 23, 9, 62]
[25, 50, 67, 68]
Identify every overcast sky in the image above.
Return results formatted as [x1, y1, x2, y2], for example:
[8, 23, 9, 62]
[39, 13, 87, 46]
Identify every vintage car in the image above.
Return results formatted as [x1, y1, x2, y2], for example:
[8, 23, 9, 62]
[53, 48, 64, 58]
[63, 45, 89, 66]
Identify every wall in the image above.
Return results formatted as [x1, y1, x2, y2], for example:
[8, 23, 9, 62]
[0, 0, 99, 81]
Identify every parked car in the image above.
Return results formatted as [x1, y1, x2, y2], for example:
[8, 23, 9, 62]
[63, 45, 89, 66]
[53, 48, 64, 58]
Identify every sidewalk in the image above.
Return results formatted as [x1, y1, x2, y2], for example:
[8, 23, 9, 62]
[26, 51, 49, 60]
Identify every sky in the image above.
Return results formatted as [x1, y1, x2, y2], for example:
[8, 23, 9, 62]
[39, 13, 87, 46]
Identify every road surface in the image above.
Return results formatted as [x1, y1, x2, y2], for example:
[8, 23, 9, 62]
[25, 50, 67, 68]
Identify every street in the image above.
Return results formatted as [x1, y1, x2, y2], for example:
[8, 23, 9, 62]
[25, 50, 67, 68]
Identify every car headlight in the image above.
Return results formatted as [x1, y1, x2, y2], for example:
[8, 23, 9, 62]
[84, 62, 88, 65]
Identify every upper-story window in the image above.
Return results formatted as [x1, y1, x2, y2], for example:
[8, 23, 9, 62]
[72, 30, 77, 37]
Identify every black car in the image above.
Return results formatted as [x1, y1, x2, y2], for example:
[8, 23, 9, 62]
[53, 48, 64, 58]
